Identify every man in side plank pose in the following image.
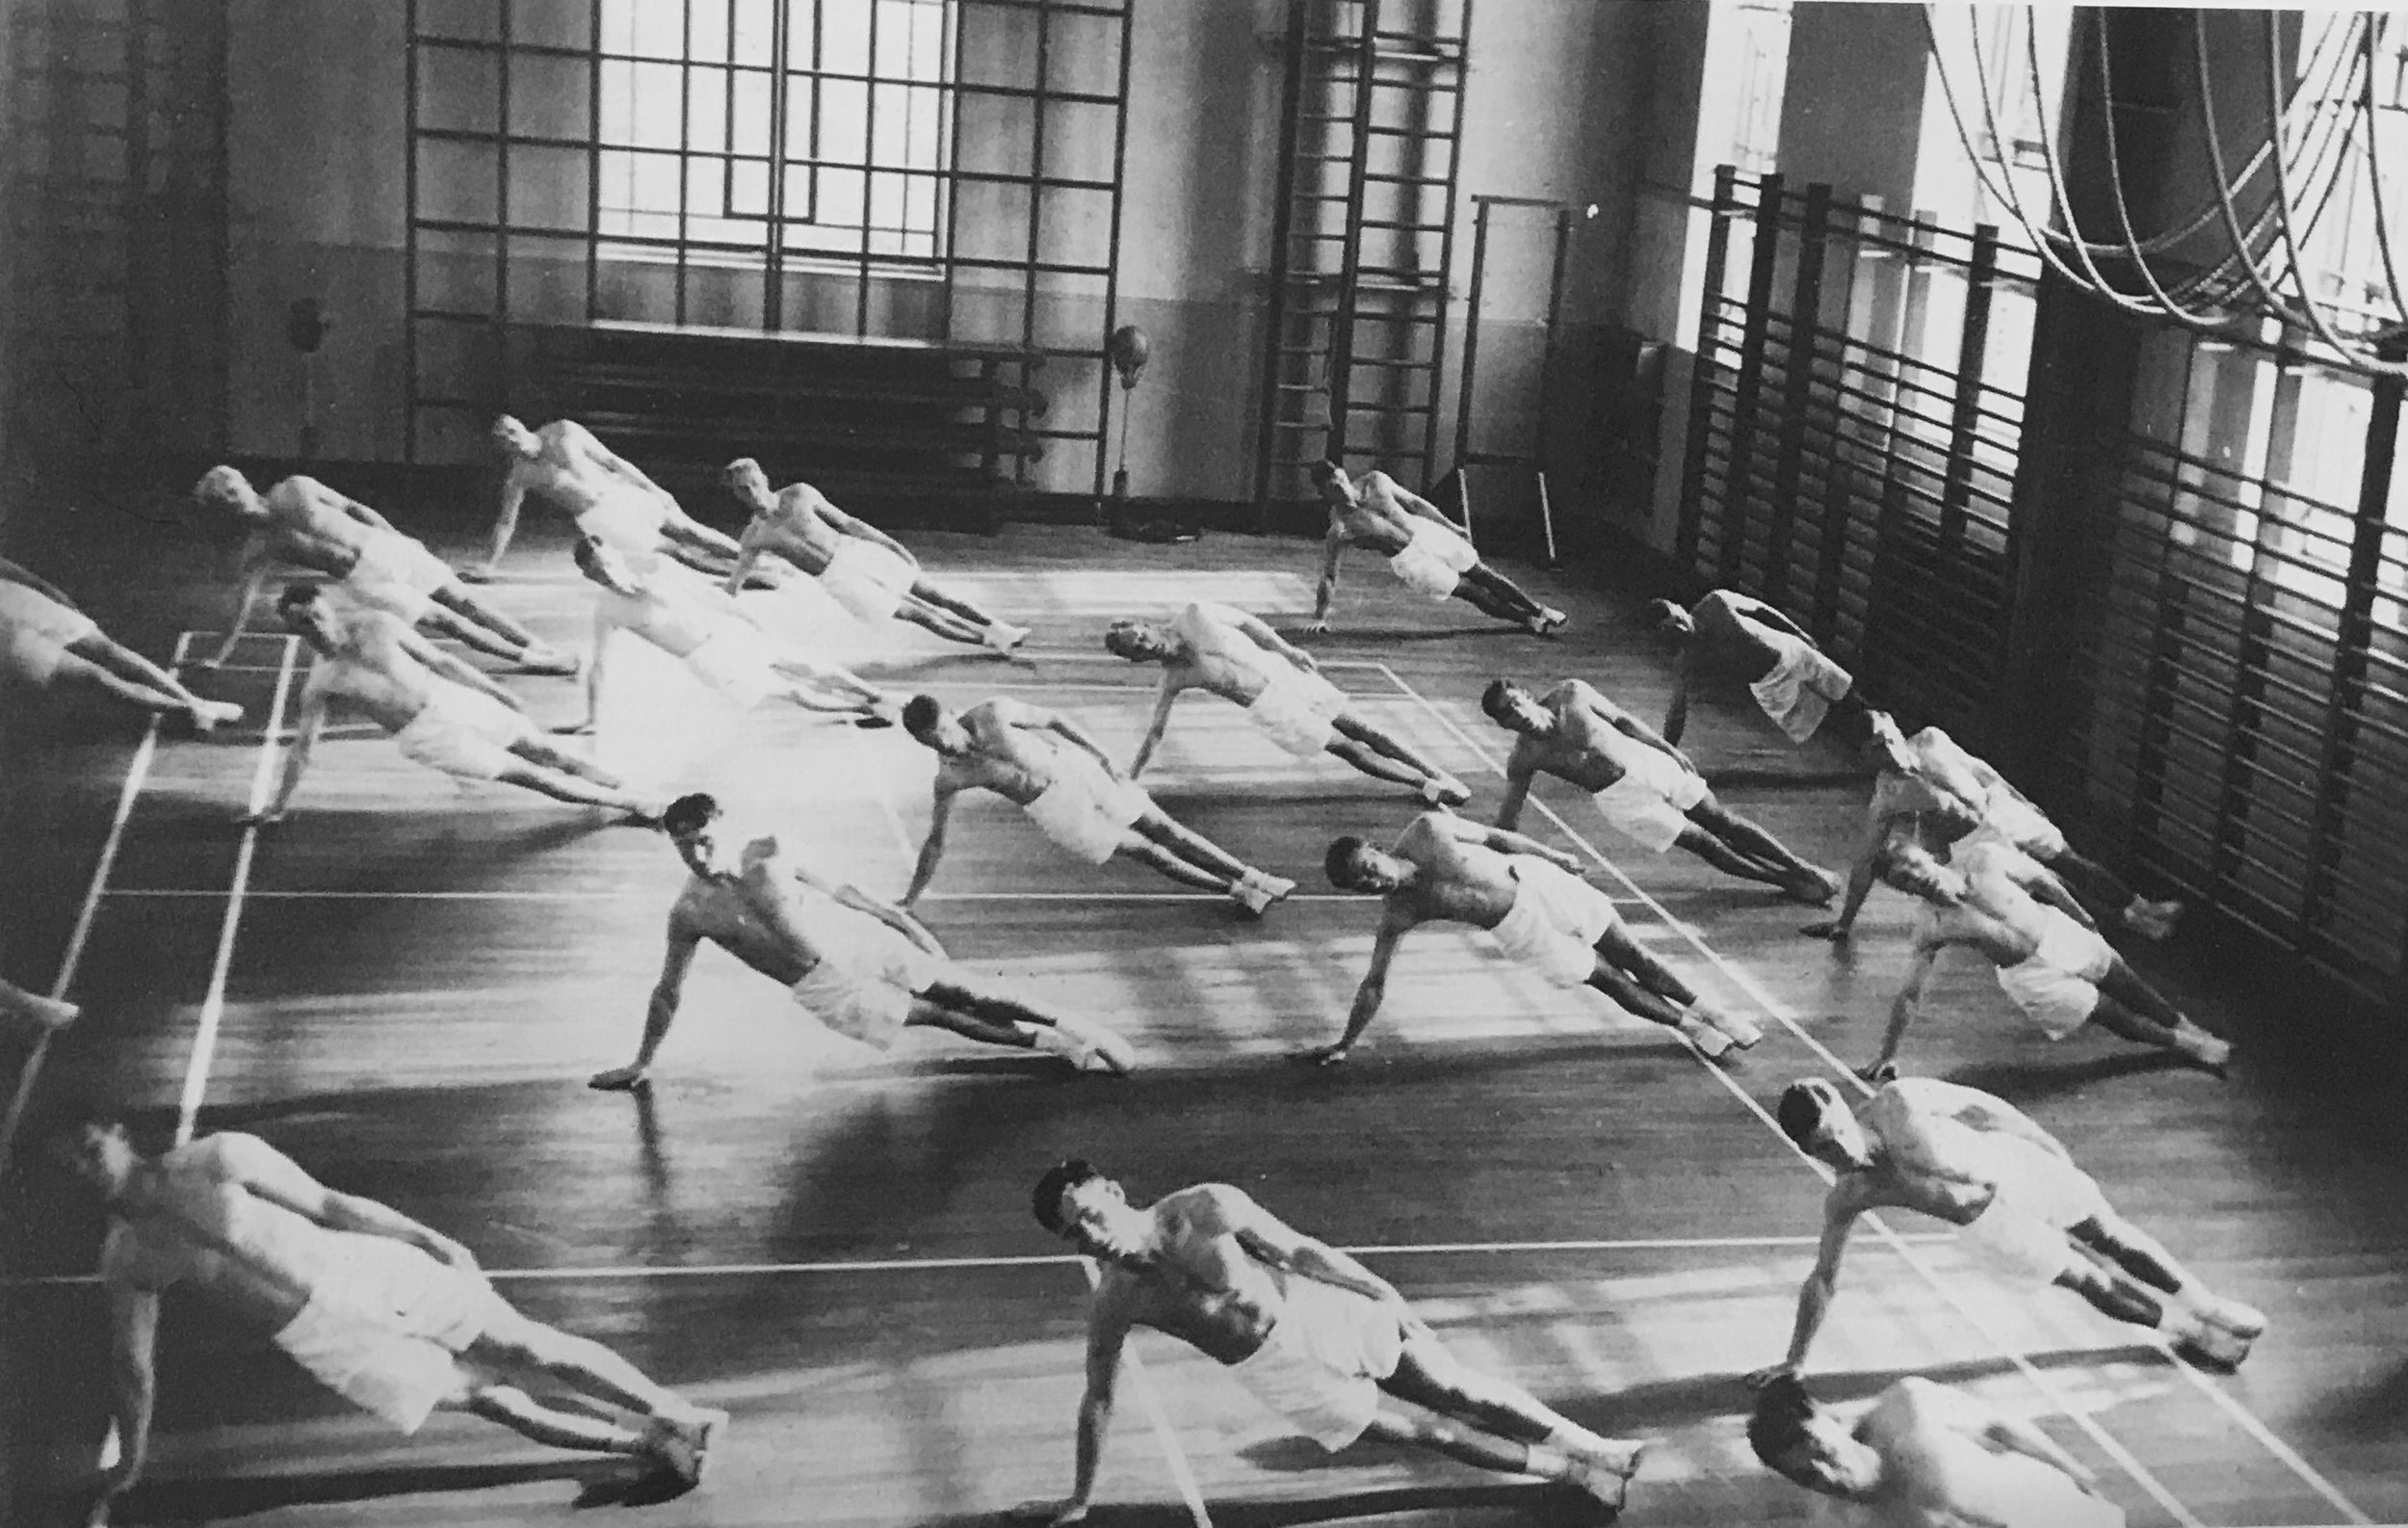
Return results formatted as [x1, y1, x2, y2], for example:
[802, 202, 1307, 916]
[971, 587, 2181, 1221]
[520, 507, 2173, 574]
[52, 1109, 726, 1526]
[1319, 809, 1761, 1063]
[192, 465, 577, 674]
[1752, 1076, 2264, 1383]
[476, 416, 751, 582]
[589, 792, 1134, 1090]
[1649, 589, 1875, 752]
[0, 557, 241, 731]
[902, 695, 1296, 915]
[1105, 602, 1468, 804]
[720, 458, 1030, 651]
[1014, 1159, 1647, 1524]
[1309, 459, 1564, 635]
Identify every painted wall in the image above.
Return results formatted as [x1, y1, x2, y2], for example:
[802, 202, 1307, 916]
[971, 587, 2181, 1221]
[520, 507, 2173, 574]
[208, 0, 1674, 525]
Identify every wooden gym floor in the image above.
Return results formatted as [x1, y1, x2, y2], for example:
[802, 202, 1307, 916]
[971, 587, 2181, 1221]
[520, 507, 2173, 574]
[2, 498, 2404, 1527]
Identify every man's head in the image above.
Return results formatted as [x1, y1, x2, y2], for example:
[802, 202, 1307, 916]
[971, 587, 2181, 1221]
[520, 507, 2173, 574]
[1479, 678, 1550, 736]
[720, 457, 772, 506]
[1032, 1158, 1144, 1259]
[1748, 1373, 1881, 1498]
[1103, 619, 1177, 665]
[1776, 1078, 1871, 1171]
[571, 534, 642, 595]
[660, 791, 729, 877]
[1872, 820, 1968, 906]
[490, 414, 541, 460]
[902, 695, 967, 754]
[1324, 833, 1407, 894]
[193, 464, 266, 521]
[275, 582, 339, 650]
[1644, 597, 1695, 643]
[44, 1108, 141, 1203]
[1308, 458, 1356, 509]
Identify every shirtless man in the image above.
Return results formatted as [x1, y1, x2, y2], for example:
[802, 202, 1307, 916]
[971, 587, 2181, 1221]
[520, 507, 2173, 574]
[49, 1112, 725, 1524]
[902, 695, 1296, 915]
[1106, 602, 1467, 804]
[1852, 827, 2230, 1078]
[589, 792, 1133, 1088]
[192, 466, 576, 674]
[1650, 590, 1874, 752]
[0, 557, 241, 731]
[720, 459, 1030, 650]
[1486, 677, 1840, 903]
[1750, 1373, 2123, 1527]
[1309, 460, 1564, 635]
[1752, 1076, 2264, 1380]
[1317, 810, 1760, 1064]
[253, 585, 659, 823]
[475, 416, 746, 581]
[1018, 1161, 1646, 1523]
[1812, 714, 2181, 943]
[566, 536, 897, 734]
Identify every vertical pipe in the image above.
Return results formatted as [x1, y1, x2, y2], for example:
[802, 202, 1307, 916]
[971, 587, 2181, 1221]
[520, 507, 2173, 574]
[765, 0, 789, 329]
[1532, 202, 1570, 474]
[405, 0, 421, 461]
[2302, 345, 2402, 965]
[1417, 0, 1473, 487]
[855, 0, 879, 337]
[1093, 0, 1132, 503]
[1717, 171, 1786, 588]
[585, 0, 602, 322]
[1674, 163, 1739, 578]
[1020, 0, 1053, 366]
[1452, 197, 1490, 472]
[676, 0, 694, 327]
[1762, 180, 1831, 611]
[496, 0, 515, 408]
[1327, 0, 1381, 468]
[1250, 0, 1310, 522]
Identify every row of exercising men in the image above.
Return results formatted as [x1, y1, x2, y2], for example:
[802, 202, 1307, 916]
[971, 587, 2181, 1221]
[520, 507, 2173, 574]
[17, 437, 2218, 1524]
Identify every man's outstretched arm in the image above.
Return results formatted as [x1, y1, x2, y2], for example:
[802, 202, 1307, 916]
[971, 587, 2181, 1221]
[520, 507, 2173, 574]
[474, 468, 530, 577]
[591, 924, 702, 1089]
[1750, 1195, 1860, 1385]
[1125, 681, 1182, 778]
[92, 1283, 160, 1525]
[903, 786, 960, 907]
[1311, 911, 1409, 1065]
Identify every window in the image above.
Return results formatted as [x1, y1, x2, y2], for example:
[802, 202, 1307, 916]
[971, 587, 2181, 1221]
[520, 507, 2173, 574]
[595, 0, 954, 264]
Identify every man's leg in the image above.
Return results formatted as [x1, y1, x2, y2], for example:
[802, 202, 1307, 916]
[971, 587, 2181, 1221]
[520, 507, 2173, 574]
[1450, 563, 1559, 629]
[468, 1313, 725, 1478]
[1669, 823, 1821, 897]
[770, 657, 893, 715]
[910, 983, 1134, 1074]
[2047, 847, 2183, 937]
[510, 735, 629, 788]
[1383, 1335, 1646, 1483]
[1592, 923, 1761, 1049]
[2073, 1208, 2264, 1333]
[1131, 810, 1265, 884]
[432, 585, 544, 648]
[495, 761, 653, 816]
[419, 603, 536, 663]
[2089, 968, 2230, 1073]
[2051, 1246, 2255, 1370]
[1329, 714, 1468, 802]
[65, 636, 240, 724]
[1689, 798, 1838, 897]
[908, 575, 1012, 629]
[894, 591, 1021, 648]
[457, 1380, 656, 1459]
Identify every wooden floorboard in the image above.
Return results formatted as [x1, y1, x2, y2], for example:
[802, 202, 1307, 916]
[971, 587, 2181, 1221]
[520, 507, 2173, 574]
[4, 510, 2404, 1525]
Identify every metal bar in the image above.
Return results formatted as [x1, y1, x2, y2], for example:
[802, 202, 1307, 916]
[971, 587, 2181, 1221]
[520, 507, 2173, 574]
[1533, 202, 1570, 474]
[857, 0, 879, 338]
[1254, 1, 1315, 523]
[1762, 181, 1832, 611]
[405, 0, 422, 461]
[1093, 1, 1133, 504]
[1412, 0, 1470, 484]
[1717, 171, 1787, 587]
[495, 0, 515, 405]
[1451, 197, 1490, 471]
[1018, 0, 1053, 369]
[1327, 0, 1381, 466]
[675, 0, 694, 328]
[1676, 165, 1741, 577]
[586, 0, 603, 322]
[765, 0, 789, 329]
[937, 0, 962, 340]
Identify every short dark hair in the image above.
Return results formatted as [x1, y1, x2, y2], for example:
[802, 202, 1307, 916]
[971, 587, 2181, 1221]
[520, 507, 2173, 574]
[901, 695, 944, 736]
[661, 793, 720, 837]
[33, 1099, 127, 1173]
[1643, 597, 1687, 629]
[570, 535, 605, 575]
[1746, 1372, 1820, 1468]
[276, 581, 323, 613]
[1323, 834, 1370, 888]
[1479, 678, 1519, 721]
[1775, 1081, 1828, 1147]
[1307, 458, 1339, 484]
[1032, 1158, 1102, 1233]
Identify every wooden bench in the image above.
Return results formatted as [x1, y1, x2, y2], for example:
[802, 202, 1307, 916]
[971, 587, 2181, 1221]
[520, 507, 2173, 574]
[525, 321, 1049, 528]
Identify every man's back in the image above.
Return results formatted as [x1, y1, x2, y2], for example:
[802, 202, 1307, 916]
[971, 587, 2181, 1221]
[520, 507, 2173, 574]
[313, 614, 441, 727]
[261, 477, 371, 558]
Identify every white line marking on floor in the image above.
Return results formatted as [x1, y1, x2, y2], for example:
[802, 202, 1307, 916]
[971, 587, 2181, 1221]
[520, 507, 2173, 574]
[1082, 1256, 1216, 1528]
[103, 888, 1409, 904]
[175, 637, 301, 1147]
